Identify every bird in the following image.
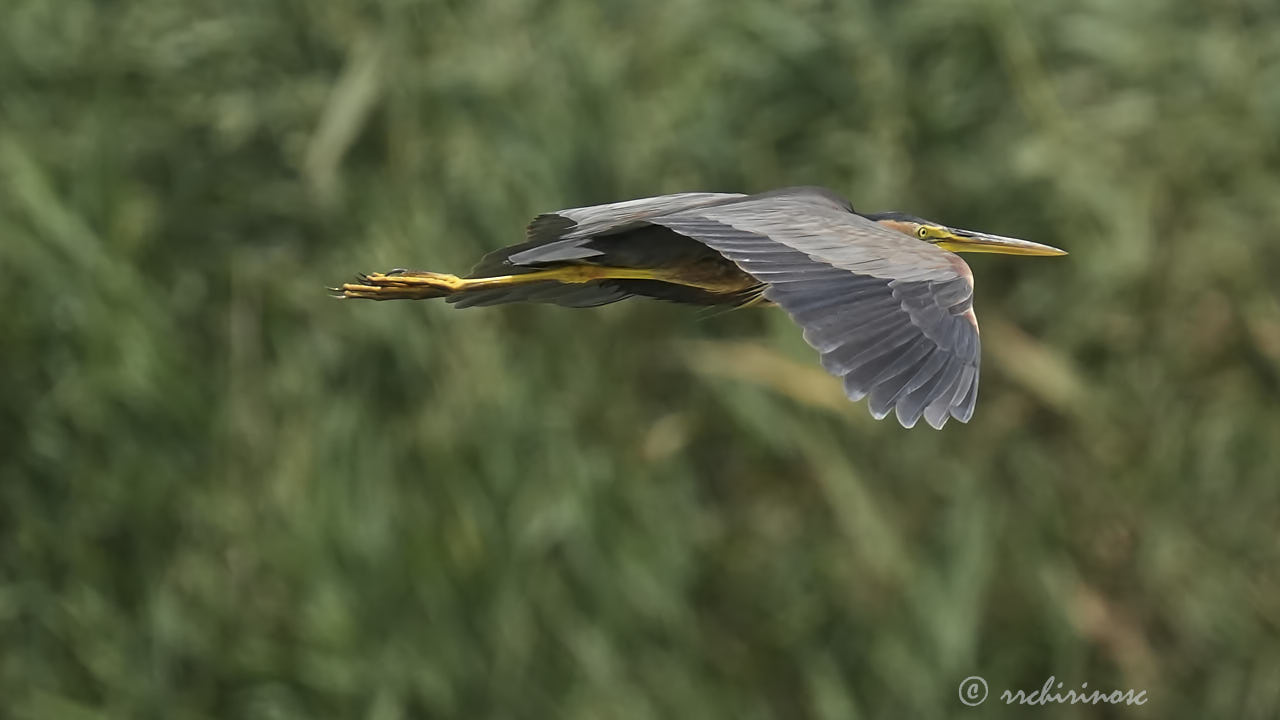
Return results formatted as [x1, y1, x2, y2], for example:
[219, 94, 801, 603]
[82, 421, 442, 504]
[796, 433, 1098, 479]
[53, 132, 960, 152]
[337, 186, 1066, 429]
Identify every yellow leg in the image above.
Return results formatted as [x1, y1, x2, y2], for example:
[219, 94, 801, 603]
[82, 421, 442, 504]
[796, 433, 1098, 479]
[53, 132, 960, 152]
[338, 265, 745, 300]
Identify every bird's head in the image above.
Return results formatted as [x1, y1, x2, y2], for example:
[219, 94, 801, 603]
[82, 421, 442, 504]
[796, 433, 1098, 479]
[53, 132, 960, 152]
[865, 211, 1067, 256]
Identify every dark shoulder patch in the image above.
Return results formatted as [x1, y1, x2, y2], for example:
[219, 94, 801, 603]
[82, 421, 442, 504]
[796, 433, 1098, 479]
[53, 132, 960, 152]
[526, 213, 576, 243]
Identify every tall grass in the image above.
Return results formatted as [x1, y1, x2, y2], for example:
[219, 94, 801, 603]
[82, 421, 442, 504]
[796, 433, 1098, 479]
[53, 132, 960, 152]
[3, 0, 1279, 717]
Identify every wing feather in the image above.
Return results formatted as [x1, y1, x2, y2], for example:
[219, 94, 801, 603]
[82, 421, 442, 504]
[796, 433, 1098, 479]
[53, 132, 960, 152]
[530, 192, 746, 244]
[647, 187, 981, 428]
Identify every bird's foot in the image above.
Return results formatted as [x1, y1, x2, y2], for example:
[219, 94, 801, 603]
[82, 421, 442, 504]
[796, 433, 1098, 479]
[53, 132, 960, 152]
[331, 270, 462, 300]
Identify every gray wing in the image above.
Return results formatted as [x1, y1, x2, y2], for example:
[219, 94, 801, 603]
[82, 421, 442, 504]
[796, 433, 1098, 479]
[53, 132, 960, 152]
[510, 192, 746, 265]
[652, 188, 981, 429]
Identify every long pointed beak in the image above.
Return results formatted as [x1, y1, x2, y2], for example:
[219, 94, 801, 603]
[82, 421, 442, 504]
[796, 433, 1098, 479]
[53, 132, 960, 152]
[938, 229, 1068, 256]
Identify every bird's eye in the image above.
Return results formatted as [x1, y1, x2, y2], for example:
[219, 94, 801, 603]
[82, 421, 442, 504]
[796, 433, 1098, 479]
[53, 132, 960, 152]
[916, 226, 930, 239]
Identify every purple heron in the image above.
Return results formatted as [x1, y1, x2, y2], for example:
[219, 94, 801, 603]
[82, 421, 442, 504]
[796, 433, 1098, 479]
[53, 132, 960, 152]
[338, 187, 1066, 429]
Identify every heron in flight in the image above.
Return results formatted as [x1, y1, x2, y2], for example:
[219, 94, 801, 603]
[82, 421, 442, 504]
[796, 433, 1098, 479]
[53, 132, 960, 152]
[338, 187, 1065, 429]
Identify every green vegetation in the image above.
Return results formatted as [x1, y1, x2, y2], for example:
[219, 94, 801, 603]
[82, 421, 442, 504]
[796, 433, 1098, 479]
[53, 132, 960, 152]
[3, 0, 1279, 717]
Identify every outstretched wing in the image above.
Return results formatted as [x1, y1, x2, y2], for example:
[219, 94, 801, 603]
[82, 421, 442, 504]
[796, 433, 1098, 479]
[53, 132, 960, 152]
[652, 187, 980, 429]
[526, 192, 747, 243]
[495, 192, 746, 268]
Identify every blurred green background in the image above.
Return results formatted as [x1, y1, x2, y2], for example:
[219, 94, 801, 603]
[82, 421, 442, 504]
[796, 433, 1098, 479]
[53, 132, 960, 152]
[4, 0, 1280, 717]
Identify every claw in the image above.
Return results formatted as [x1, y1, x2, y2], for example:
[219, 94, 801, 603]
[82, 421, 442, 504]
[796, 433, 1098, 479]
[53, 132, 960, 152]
[387, 267, 407, 276]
